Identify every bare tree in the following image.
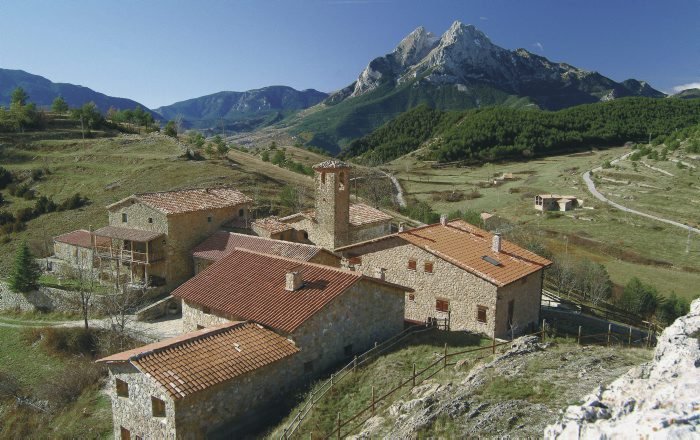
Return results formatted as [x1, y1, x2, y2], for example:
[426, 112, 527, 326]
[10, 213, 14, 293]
[575, 260, 612, 305]
[59, 252, 97, 329]
[547, 255, 577, 297]
[101, 285, 145, 350]
[357, 170, 394, 208]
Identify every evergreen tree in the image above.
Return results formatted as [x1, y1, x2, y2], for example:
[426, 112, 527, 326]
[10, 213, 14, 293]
[51, 96, 69, 113]
[164, 120, 178, 137]
[8, 241, 41, 293]
[10, 87, 28, 106]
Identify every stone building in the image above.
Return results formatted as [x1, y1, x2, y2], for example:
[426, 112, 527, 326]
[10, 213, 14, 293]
[336, 218, 552, 339]
[535, 194, 583, 212]
[52, 229, 109, 272]
[252, 160, 392, 250]
[97, 321, 300, 439]
[55, 187, 252, 290]
[173, 248, 409, 376]
[191, 231, 340, 274]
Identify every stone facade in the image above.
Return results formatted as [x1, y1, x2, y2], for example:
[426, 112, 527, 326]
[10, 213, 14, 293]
[313, 166, 350, 249]
[0, 281, 84, 313]
[53, 241, 96, 272]
[340, 238, 544, 339]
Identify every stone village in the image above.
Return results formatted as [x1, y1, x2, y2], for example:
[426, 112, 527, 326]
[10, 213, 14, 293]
[49, 160, 551, 439]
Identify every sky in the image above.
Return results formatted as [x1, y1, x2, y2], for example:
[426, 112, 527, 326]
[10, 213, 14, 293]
[1, 0, 698, 108]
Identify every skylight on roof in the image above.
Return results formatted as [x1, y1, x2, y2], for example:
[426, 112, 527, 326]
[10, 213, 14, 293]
[482, 255, 501, 266]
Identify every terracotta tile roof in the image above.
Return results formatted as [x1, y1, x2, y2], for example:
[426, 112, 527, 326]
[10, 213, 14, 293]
[93, 226, 163, 242]
[54, 229, 109, 248]
[172, 249, 410, 333]
[313, 159, 350, 170]
[283, 204, 391, 228]
[251, 217, 294, 234]
[192, 231, 336, 263]
[97, 322, 298, 399]
[337, 220, 552, 287]
[107, 187, 252, 215]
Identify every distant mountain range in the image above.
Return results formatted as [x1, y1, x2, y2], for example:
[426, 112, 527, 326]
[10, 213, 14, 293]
[290, 21, 667, 152]
[154, 86, 327, 130]
[0, 68, 158, 117]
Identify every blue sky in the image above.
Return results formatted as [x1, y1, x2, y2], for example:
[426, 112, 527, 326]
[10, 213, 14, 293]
[1, 0, 698, 108]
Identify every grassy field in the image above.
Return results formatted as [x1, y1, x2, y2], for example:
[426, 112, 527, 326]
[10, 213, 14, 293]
[386, 146, 700, 301]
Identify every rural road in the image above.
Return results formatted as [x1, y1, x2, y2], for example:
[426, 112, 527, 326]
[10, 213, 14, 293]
[380, 170, 407, 208]
[583, 153, 700, 234]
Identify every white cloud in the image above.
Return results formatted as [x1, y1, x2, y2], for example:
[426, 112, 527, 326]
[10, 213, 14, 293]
[533, 42, 544, 52]
[672, 82, 700, 92]
[479, 16, 488, 20]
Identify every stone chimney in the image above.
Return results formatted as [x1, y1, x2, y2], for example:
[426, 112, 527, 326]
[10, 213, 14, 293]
[398, 222, 405, 232]
[492, 233, 501, 253]
[374, 267, 386, 281]
[440, 214, 448, 226]
[285, 270, 304, 291]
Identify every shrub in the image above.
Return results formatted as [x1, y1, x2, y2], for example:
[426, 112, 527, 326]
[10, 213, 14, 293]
[0, 166, 12, 189]
[619, 277, 660, 318]
[57, 193, 88, 211]
[16, 207, 36, 222]
[35, 362, 105, 408]
[656, 293, 690, 326]
[23, 327, 101, 357]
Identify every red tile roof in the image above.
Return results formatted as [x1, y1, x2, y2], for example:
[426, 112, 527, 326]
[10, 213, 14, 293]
[277, 203, 391, 228]
[192, 231, 336, 263]
[54, 229, 109, 248]
[97, 322, 298, 399]
[92, 226, 164, 242]
[337, 220, 552, 287]
[252, 216, 294, 234]
[107, 187, 252, 215]
[172, 249, 410, 333]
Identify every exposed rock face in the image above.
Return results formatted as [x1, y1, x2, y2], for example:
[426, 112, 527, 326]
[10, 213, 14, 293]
[329, 21, 664, 110]
[545, 299, 700, 439]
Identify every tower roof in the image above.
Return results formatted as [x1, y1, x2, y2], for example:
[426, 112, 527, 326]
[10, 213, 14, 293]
[313, 159, 351, 170]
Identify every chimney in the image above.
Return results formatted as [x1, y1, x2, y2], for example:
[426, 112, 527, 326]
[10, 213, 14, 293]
[398, 222, 405, 232]
[374, 267, 385, 281]
[285, 270, 304, 291]
[492, 233, 501, 253]
[440, 214, 447, 226]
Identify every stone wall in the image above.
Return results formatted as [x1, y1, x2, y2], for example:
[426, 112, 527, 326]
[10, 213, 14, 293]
[53, 242, 95, 272]
[314, 168, 350, 249]
[0, 281, 81, 313]
[495, 271, 543, 337]
[349, 222, 392, 245]
[341, 238, 507, 337]
[182, 300, 232, 332]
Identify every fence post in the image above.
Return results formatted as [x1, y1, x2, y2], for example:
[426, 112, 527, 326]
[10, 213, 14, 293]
[336, 412, 341, 440]
[412, 363, 416, 387]
[371, 386, 375, 416]
[330, 373, 334, 390]
[444, 343, 448, 367]
[492, 329, 496, 354]
[283, 428, 287, 440]
[353, 355, 357, 373]
[628, 326, 632, 346]
[542, 319, 546, 342]
[577, 326, 582, 345]
[607, 323, 612, 347]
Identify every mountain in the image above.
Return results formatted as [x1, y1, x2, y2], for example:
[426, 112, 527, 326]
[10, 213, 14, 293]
[155, 86, 328, 130]
[0, 68, 157, 116]
[292, 21, 665, 152]
[672, 88, 700, 99]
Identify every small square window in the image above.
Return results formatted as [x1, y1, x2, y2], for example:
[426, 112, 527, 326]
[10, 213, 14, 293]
[239, 208, 245, 217]
[148, 218, 153, 224]
[408, 293, 415, 302]
[436, 299, 449, 313]
[151, 396, 166, 418]
[121, 213, 127, 223]
[207, 216, 213, 223]
[344, 344, 353, 356]
[407, 259, 417, 271]
[477, 306, 488, 323]
[303, 361, 314, 373]
[424, 262, 434, 273]
[116, 379, 129, 398]
[202, 306, 211, 314]
[196, 325, 205, 330]
[349, 256, 362, 266]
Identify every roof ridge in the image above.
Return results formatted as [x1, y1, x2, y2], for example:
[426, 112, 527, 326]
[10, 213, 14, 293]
[133, 185, 245, 197]
[232, 248, 358, 276]
[226, 232, 323, 250]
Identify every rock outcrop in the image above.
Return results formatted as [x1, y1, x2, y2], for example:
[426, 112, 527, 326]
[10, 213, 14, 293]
[545, 299, 700, 439]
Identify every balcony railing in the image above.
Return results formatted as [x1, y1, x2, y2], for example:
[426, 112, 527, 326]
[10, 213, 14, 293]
[94, 246, 163, 264]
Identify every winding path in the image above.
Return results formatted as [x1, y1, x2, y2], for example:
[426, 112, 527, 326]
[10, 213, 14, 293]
[582, 153, 700, 234]
[379, 170, 407, 208]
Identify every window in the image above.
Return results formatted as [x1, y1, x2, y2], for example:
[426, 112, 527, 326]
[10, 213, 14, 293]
[321, 172, 326, 184]
[303, 361, 314, 373]
[121, 213, 127, 223]
[407, 259, 417, 271]
[338, 172, 345, 191]
[196, 325, 205, 330]
[202, 306, 211, 314]
[151, 396, 166, 418]
[120, 427, 131, 440]
[424, 262, 434, 273]
[207, 216, 213, 223]
[148, 217, 153, 224]
[239, 208, 245, 217]
[408, 293, 415, 302]
[116, 379, 129, 398]
[477, 305, 488, 323]
[349, 256, 362, 266]
[344, 344, 353, 356]
[436, 299, 449, 313]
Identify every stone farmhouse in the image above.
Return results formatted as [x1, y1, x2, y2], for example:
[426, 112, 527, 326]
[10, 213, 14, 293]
[53, 229, 110, 272]
[97, 321, 300, 439]
[535, 194, 583, 212]
[252, 160, 392, 250]
[55, 187, 252, 290]
[191, 231, 340, 274]
[173, 248, 409, 376]
[335, 218, 552, 338]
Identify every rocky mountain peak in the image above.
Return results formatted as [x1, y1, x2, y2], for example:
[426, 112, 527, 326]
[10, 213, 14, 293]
[392, 26, 439, 67]
[440, 21, 492, 48]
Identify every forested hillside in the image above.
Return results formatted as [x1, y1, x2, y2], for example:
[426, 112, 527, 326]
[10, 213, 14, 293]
[342, 98, 700, 164]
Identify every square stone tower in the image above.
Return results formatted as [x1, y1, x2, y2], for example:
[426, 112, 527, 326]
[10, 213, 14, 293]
[313, 160, 351, 249]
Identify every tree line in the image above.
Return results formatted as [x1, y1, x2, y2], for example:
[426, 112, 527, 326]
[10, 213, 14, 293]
[342, 98, 700, 164]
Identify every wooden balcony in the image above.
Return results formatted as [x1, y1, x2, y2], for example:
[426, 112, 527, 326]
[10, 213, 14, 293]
[94, 246, 163, 264]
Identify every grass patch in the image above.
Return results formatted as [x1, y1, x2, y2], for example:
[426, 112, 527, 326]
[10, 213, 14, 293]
[479, 376, 557, 403]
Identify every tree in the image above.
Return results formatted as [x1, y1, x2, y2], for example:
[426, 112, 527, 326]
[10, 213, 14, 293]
[61, 256, 95, 329]
[71, 102, 103, 138]
[10, 87, 28, 106]
[164, 120, 178, 137]
[271, 149, 286, 166]
[575, 260, 612, 305]
[279, 185, 306, 213]
[619, 277, 660, 318]
[656, 292, 690, 326]
[212, 135, 228, 157]
[8, 241, 41, 293]
[51, 96, 69, 113]
[261, 150, 270, 162]
[101, 285, 145, 351]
